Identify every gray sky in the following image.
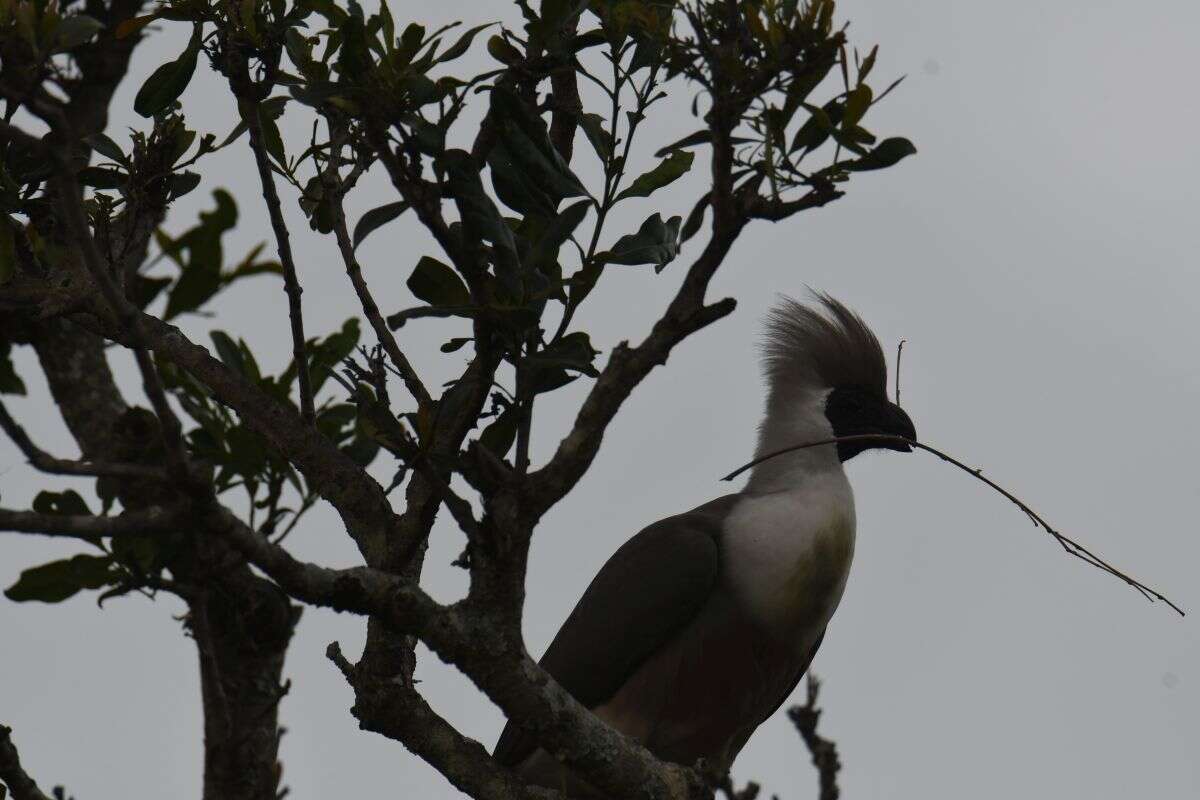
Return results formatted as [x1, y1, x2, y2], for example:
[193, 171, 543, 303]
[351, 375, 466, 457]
[2, 1, 1198, 798]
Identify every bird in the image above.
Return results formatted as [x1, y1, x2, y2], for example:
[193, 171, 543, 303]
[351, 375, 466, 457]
[494, 294, 916, 796]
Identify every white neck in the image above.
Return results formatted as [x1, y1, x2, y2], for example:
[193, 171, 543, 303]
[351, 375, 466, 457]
[745, 386, 843, 494]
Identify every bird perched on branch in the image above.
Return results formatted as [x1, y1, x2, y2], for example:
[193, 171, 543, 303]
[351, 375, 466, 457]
[494, 294, 916, 795]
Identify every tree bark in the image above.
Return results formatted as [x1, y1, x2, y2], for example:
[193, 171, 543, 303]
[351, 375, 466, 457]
[27, 317, 299, 800]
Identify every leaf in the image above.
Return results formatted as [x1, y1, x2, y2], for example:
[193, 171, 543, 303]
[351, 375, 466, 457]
[5, 554, 116, 603]
[525, 199, 590, 270]
[838, 137, 917, 172]
[168, 171, 202, 200]
[490, 87, 588, 201]
[615, 151, 694, 202]
[653, 131, 751, 159]
[579, 113, 613, 160]
[842, 85, 873, 129]
[84, 133, 127, 164]
[526, 331, 599, 376]
[598, 213, 682, 271]
[440, 337, 472, 353]
[78, 167, 125, 189]
[54, 15, 105, 51]
[487, 139, 557, 216]
[116, 13, 158, 39]
[437, 22, 493, 63]
[407, 255, 470, 307]
[134, 24, 201, 117]
[165, 262, 220, 319]
[32, 490, 91, 516]
[487, 34, 523, 65]
[259, 112, 287, 171]
[654, 129, 710, 158]
[478, 405, 518, 457]
[352, 201, 409, 249]
[440, 149, 521, 289]
[790, 100, 843, 154]
[680, 192, 710, 243]
[210, 330, 246, 375]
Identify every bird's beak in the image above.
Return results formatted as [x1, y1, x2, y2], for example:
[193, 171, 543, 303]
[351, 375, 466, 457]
[878, 401, 916, 452]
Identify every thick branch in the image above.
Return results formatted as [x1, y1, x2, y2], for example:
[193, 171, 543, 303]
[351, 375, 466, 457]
[0, 726, 52, 800]
[0, 505, 180, 537]
[327, 643, 560, 800]
[206, 508, 707, 800]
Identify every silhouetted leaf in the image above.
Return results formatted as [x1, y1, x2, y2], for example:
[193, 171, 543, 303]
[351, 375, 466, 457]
[78, 167, 125, 189]
[168, 171, 201, 200]
[437, 22, 494, 63]
[84, 133, 127, 165]
[54, 14, 104, 50]
[32, 490, 91, 516]
[525, 199, 590, 270]
[440, 337, 472, 353]
[134, 25, 201, 117]
[680, 192, 709, 243]
[598, 213, 682, 271]
[579, 112, 613, 160]
[837, 137, 917, 171]
[353, 201, 410, 249]
[407, 256, 470, 307]
[615, 150, 693, 202]
[210, 331, 246, 375]
[478, 405, 518, 457]
[5, 554, 116, 603]
[526, 331, 599, 376]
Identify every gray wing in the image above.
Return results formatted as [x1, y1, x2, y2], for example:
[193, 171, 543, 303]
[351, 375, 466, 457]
[493, 494, 739, 767]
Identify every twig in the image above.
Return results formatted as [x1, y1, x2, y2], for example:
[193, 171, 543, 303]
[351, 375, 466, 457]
[787, 676, 841, 800]
[0, 505, 181, 538]
[323, 142, 432, 407]
[0, 400, 166, 481]
[721, 434, 1184, 616]
[236, 97, 315, 425]
[0, 725, 52, 800]
[895, 338, 906, 406]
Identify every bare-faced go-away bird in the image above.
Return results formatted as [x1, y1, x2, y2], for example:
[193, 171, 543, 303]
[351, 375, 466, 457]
[494, 294, 917, 796]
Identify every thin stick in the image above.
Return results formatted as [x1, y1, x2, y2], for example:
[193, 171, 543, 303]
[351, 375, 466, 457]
[237, 96, 316, 425]
[894, 338, 906, 406]
[721, 434, 1184, 617]
[0, 400, 167, 481]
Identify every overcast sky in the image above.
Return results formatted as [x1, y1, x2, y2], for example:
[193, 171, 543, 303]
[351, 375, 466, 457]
[3, 1, 1198, 798]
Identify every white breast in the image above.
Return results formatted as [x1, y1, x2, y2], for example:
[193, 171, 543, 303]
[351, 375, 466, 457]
[722, 470, 857, 642]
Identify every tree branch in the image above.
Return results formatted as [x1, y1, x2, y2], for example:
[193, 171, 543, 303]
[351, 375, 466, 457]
[204, 506, 708, 800]
[325, 151, 432, 407]
[0, 399, 166, 481]
[326, 643, 561, 800]
[0, 505, 181, 538]
[235, 95, 316, 425]
[787, 676, 841, 800]
[0, 726, 52, 800]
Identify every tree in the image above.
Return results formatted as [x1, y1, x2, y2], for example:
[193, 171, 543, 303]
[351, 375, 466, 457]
[0, 1, 915, 798]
